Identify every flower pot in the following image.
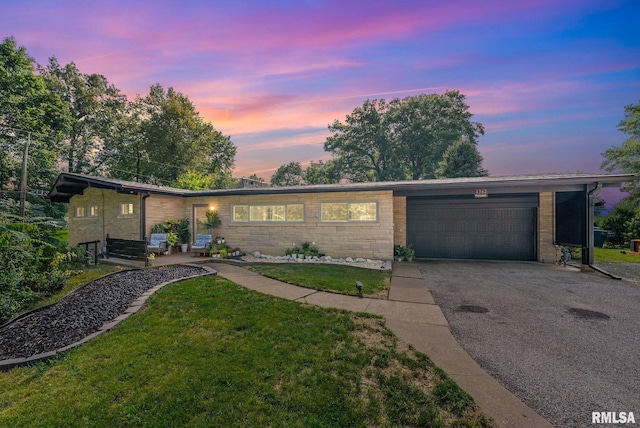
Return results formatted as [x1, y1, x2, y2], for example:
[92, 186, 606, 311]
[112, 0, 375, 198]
[181, 244, 188, 252]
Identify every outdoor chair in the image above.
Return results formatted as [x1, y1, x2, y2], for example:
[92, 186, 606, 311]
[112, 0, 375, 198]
[190, 234, 212, 256]
[147, 233, 167, 255]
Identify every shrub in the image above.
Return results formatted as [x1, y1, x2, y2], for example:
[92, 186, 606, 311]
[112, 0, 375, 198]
[0, 213, 77, 322]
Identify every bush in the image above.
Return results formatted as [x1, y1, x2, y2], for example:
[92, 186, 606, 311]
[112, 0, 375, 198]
[0, 213, 77, 323]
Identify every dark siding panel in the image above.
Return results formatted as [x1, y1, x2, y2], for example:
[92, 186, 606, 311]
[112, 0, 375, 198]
[407, 196, 537, 261]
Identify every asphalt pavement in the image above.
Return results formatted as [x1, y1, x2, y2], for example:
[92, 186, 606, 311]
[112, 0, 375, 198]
[419, 260, 640, 428]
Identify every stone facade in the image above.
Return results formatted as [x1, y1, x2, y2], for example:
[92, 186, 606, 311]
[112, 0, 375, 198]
[393, 196, 406, 247]
[187, 190, 395, 259]
[538, 192, 556, 263]
[65, 186, 564, 263]
[68, 188, 140, 247]
[144, 194, 188, 239]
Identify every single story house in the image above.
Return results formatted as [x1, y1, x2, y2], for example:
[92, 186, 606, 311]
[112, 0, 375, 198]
[48, 172, 636, 267]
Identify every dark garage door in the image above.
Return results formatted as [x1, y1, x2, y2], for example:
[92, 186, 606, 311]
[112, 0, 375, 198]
[406, 195, 537, 261]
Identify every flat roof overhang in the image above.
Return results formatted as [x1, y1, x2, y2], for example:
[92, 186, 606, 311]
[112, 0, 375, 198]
[48, 172, 637, 202]
[47, 173, 188, 203]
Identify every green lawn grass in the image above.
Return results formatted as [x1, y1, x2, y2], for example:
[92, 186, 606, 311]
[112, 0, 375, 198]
[594, 247, 640, 263]
[0, 276, 493, 427]
[248, 264, 391, 297]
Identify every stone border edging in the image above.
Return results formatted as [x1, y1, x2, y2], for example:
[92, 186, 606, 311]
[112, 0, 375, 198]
[0, 264, 217, 371]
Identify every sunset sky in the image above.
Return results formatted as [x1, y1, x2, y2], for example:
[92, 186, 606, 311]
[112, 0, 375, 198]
[2, 0, 639, 203]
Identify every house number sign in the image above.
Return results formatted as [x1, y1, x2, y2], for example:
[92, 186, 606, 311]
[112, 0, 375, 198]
[474, 188, 488, 198]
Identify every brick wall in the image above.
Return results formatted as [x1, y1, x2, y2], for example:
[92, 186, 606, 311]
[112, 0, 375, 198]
[68, 188, 140, 247]
[187, 190, 395, 259]
[538, 192, 556, 263]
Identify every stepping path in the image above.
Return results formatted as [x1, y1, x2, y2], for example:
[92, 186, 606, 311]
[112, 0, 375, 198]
[213, 262, 553, 428]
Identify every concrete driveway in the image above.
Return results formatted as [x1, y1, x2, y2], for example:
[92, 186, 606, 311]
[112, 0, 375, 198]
[418, 260, 640, 428]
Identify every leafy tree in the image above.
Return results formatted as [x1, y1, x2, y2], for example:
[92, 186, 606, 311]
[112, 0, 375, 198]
[39, 58, 127, 174]
[175, 170, 215, 190]
[108, 84, 236, 184]
[390, 91, 485, 179]
[624, 211, 640, 242]
[271, 161, 305, 186]
[324, 91, 486, 182]
[174, 170, 237, 190]
[435, 139, 488, 178]
[601, 101, 640, 207]
[304, 159, 343, 184]
[325, 99, 402, 182]
[0, 37, 71, 189]
[599, 202, 637, 246]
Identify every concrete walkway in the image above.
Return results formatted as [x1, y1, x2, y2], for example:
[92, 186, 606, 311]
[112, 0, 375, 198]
[213, 262, 553, 428]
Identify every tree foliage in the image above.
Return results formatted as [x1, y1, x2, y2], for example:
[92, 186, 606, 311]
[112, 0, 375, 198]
[271, 161, 305, 186]
[601, 101, 640, 207]
[435, 139, 488, 178]
[325, 91, 486, 182]
[0, 37, 71, 189]
[39, 58, 127, 174]
[304, 159, 343, 185]
[174, 170, 237, 190]
[105, 84, 236, 184]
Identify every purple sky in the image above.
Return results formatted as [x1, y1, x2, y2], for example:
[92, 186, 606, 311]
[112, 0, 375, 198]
[2, 0, 639, 204]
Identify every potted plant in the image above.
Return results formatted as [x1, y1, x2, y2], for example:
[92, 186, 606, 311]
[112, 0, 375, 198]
[404, 245, 415, 262]
[220, 248, 228, 259]
[178, 218, 190, 252]
[394, 244, 404, 261]
[146, 252, 155, 266]
[205, 210, 222, 236]
[165, 232, 178, 255]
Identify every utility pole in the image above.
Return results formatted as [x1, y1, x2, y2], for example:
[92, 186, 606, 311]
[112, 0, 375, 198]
[19, 131, 31, 218]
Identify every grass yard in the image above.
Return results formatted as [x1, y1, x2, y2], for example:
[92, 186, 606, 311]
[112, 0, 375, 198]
[595, 247, 640, 263]
[0, 276, 492, 427]
[249, 264, 391, 297]
[571, 247, 640, 264]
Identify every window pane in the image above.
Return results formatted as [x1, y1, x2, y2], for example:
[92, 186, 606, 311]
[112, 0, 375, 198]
[233, 205, 249, 222]
[194, 206, 209, 235]
[119, 203, 133, 215]
[321, 203, 348, 222]
[74, 206, 85, 218]
[250, 205, 268, 221]
[271, 205, 286, 221]
[287, 204, 304, 221]
[349, 202, 377, 221]
[89, 206, 98, 217]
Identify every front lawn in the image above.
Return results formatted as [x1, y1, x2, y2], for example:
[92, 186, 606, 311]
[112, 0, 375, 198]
[249, 263, 391, 297]
[0, 276, 492, 427]
[595, 247, 640, 263]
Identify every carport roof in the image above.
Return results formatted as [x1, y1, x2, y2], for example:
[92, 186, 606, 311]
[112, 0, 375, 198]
[48, 172, 637, 202]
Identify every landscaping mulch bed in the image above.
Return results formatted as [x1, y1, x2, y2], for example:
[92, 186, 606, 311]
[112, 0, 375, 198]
[0, 265, 206, 361]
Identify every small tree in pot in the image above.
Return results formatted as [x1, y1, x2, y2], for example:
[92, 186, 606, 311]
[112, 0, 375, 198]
[178, 218, 191, 252]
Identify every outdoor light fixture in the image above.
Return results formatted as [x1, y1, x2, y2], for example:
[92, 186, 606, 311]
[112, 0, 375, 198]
[355, 281, 363, 297]
[209, 206, 215, 211]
